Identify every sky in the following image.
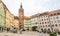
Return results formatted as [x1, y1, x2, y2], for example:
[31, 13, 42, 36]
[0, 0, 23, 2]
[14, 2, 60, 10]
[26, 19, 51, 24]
[2, 0, 60, 16]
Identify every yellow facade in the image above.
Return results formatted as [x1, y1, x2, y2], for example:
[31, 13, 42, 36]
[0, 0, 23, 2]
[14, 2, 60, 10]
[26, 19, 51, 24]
[5, 9, 14, 29]
[0, 1, 14, 29]
[0, 2, 5, 27]
[0, 1, 5, 31]
[14, 16, 19, 29]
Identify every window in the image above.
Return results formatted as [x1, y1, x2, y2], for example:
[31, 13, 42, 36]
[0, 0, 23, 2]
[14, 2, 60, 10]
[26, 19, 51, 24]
[50, 18, 52, 20]
[55, 24, 58, 27]
[47, 19, 48, 20]
[46, 16, 47, 17]
[42, 22, 44, 24]
[58, 20, 60, 23]
[56, 17, 59, 19]
[42, 19, 43, 21]
[44, 16, 45, 17]
[41, 26, 42, 27]
[43, 25, 44, 27]
[48, 22, 49, 23]
[48, 25, 50, 27]
[46, 25, 47, 27]
[57, 13, 60, 15]
[51, 14, 53, 16]
[59, 24, 60, 26]
[52, 25, 54, 27]
[54, 13, 56, 15]
[54, 17, 55, 19]
[44, 19, 45, 21]
[51, 21, 53, 23]
[45, 22, 46, 24]
[39, 23, 41, 24]
[55, 21, 56, 23]
[36, 22, 38, 24]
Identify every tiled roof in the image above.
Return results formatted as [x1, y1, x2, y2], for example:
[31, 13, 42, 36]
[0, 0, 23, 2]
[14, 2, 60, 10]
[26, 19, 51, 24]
[49, 9, 60, 16]
[39, 11, 49, 16]
[24, 16, 30, 19]
[30, 13, 40, 18]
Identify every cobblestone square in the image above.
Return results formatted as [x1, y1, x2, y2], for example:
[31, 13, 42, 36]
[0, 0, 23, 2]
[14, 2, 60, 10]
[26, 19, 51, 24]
[0, 31, 60, 36]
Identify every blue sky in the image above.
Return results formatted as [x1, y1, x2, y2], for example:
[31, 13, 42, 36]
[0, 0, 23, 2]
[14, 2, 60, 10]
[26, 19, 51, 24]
[2, 0, 60, 16]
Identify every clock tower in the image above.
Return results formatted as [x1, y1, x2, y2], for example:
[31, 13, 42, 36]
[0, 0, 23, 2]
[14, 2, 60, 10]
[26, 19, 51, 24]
[19, 3, 24, 29]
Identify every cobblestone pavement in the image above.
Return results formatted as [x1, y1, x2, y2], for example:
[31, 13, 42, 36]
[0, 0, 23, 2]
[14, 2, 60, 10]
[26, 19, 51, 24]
[0, 31, 39, 36]
[0, 31, 60, 36]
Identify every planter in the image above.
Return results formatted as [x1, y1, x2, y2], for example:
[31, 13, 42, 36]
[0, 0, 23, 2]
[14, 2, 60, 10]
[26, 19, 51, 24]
[49, 32, 57, 36]
[58, 31, 60, 35]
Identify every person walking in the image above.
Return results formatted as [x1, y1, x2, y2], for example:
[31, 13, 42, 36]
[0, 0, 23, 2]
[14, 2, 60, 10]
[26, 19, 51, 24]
[20, 28, 23, 34]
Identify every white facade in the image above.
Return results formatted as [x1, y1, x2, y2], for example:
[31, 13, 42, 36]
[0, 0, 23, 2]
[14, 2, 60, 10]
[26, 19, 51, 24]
[39, 14, 50, 31]
[24, 19, 31, 30]
[24, 15, 39, 31]
[30, 17, 39, 31]
[30, 17, 38, 27]
[38, 10, 60, 32]
[49, 12, 60, 32]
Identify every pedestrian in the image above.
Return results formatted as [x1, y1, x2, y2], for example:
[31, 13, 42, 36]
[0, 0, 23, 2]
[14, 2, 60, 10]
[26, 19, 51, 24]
[20, 28, 23, 34]
[38, 29, 42, 36]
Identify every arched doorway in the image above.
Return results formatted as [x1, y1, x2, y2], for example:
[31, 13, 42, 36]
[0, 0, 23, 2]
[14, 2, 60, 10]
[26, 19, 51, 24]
[32, 26, 37, 31]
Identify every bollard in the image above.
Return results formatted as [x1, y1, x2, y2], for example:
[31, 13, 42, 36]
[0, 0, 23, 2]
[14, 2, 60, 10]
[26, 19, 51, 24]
[49, 32, 57, 36]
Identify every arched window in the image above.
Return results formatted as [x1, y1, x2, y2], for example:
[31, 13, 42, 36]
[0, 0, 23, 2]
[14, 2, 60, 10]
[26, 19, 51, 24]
[43, 25, 44, 27]
[54, 13, 56, 15]
[51, 14, 53, 16]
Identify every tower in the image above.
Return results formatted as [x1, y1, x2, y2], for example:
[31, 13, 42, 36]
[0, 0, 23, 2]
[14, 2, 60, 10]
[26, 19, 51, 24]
[19, 3, 24, 29]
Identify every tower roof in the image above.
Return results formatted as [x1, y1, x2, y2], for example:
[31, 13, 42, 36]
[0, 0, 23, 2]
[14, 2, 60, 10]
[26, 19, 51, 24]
[20, 3, 22, 8]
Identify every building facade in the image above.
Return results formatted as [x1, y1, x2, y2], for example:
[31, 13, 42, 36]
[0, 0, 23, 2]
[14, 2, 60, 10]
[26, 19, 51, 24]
[0, 0, 5, 31]
[24, 14, 39, 31]
[24, 16, 31, 30]
[38, 12, 50, 32]
[38, 10, 60, 32]
[1, 1, 14, 30]
[49, 10, 60, 32]
[30, 15, 39, 31]
[14, 16, 19, 29]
